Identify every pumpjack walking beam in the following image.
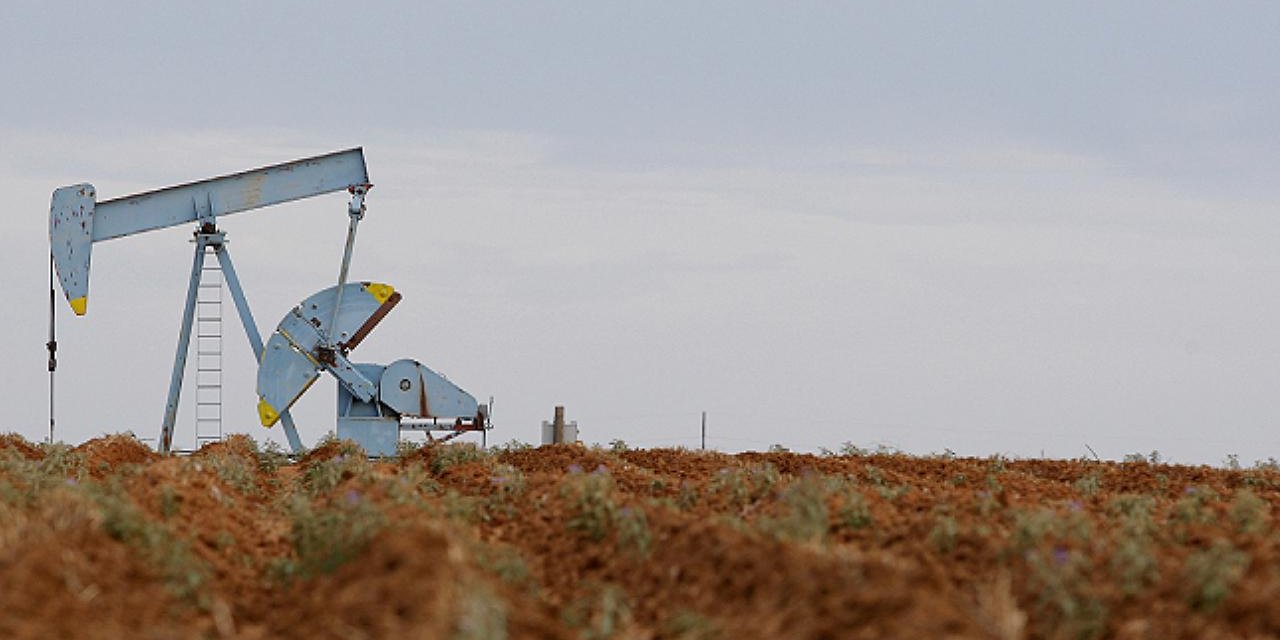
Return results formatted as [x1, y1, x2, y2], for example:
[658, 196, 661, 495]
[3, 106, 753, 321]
[49, 148, 370, 454]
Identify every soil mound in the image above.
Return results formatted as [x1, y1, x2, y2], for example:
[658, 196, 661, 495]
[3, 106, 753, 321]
[296, 438, 364, 473]
[270, 526, 467, 638]
[395, 441, 438, 468]
[10, 434, 1280, 638]
[272, 524, 568, 640]
[193, 434, 260, 461]
[0, 494, 208, 639]
[74, 434, 158, 477]
[0, 433, 43, 460]
[620, 447, 735, 478]
[498, 444, 617, 474]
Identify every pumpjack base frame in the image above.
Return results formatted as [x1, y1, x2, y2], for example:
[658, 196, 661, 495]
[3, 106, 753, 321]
[336, 362, 487, 456]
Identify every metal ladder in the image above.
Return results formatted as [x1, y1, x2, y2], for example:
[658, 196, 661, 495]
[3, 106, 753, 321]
[194, 249, 223, 447]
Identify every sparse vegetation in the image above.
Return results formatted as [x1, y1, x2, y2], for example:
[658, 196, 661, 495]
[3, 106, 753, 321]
[91, 482, 210, 602]
[430, 442, 487, 475]
[760, 475, 829, 544]
[1185, 540, 1248, 612]
[928, 512, 959, 554]
[276, 494, 385, 580]
[2, 432, 1279, 639]
[709, 463, 780, 508]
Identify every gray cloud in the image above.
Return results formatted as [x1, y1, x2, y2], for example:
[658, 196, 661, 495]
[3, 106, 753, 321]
[3, 3, 1279, 464]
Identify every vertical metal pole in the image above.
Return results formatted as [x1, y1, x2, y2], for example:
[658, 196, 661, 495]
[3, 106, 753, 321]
[160, 235, 209, 453]
[213, 243, 305, 454]
[47, 254, 57, 445]
[482, 395, 492, 450]
[553, 406, 565, 444]
[701, 411, 706, 451]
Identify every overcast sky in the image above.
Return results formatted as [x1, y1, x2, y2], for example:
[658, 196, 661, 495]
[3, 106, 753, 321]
[4, 2, 1280, 464]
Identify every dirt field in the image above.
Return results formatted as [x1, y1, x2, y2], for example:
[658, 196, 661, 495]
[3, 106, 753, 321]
[2, 433, 1279, 639]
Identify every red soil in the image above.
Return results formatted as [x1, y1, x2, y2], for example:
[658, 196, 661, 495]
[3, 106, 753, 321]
[3, 435, 1280, 638]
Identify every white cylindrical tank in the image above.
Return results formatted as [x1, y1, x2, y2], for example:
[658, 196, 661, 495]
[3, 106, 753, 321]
[540, 420, 579, 445]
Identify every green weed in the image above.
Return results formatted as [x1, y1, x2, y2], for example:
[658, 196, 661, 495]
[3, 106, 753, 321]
[665, 610, 721, 639]
[493, 439, 533, 453]
[1110, 536, 1157, 597]
[384, 464, 440, 508]
[928, 513, 959, 554]
[394, 438, 423, 457]
[91, 483, 209, 603]
[561, 471, 653, 556]
[159, 486, 180, 519]
[563, 473, 618, 542]
[473, 542, 532, 587]
[1073, 472, 1102, 497]
[1170, 486, 1217, 539]
[616, 506, 652, 557]
[255, 439, 290, 474]
[839, 441, 869, 456]
[431, 443, 487, 475]
[676, 482, 700, 511]
[1185, 540, 1248, 612]
[1229, 488, 1268, 535]
[760, 475, 830, 544]
[39, 443, 86, 480]
[276, 495, 385, 580]
[488, 464, 527, 504]
[709, 463, 779, 508]
[299, 450, 372, 497]
[562, 584, 634, 640]
[442, 489, 485, 525]
[202, 454, 259, 496]
[1025, 547, 1107, 640]
[835, 489, 873, 531]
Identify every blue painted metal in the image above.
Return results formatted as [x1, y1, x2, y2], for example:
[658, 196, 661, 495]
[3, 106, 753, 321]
[272, 307, 378, 402]
[159, 233, 211, 453]
[379, 359, 479, 419]
[260, 281, 483, 454]
[49, 148, 368, 314]
[327, 184, 369, 347]
[50, 148, 372, 454]
[258, 333, 322, 424]
[48, 184, 96, 311]
[335, 359, 480, 457]
[160, 231, 308, 453]
[327, 351, 379, 403]
[49, 147, 488, 456]
[256, 283, 389, 424]
[337, 363, 399, 457]
[213, 244, 303, 453]
[289, 282, 386, 347]
[94, 148, 367, 240]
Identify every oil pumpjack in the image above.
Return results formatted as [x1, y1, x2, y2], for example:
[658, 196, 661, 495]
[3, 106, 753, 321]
[48, 148, 487, 456]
